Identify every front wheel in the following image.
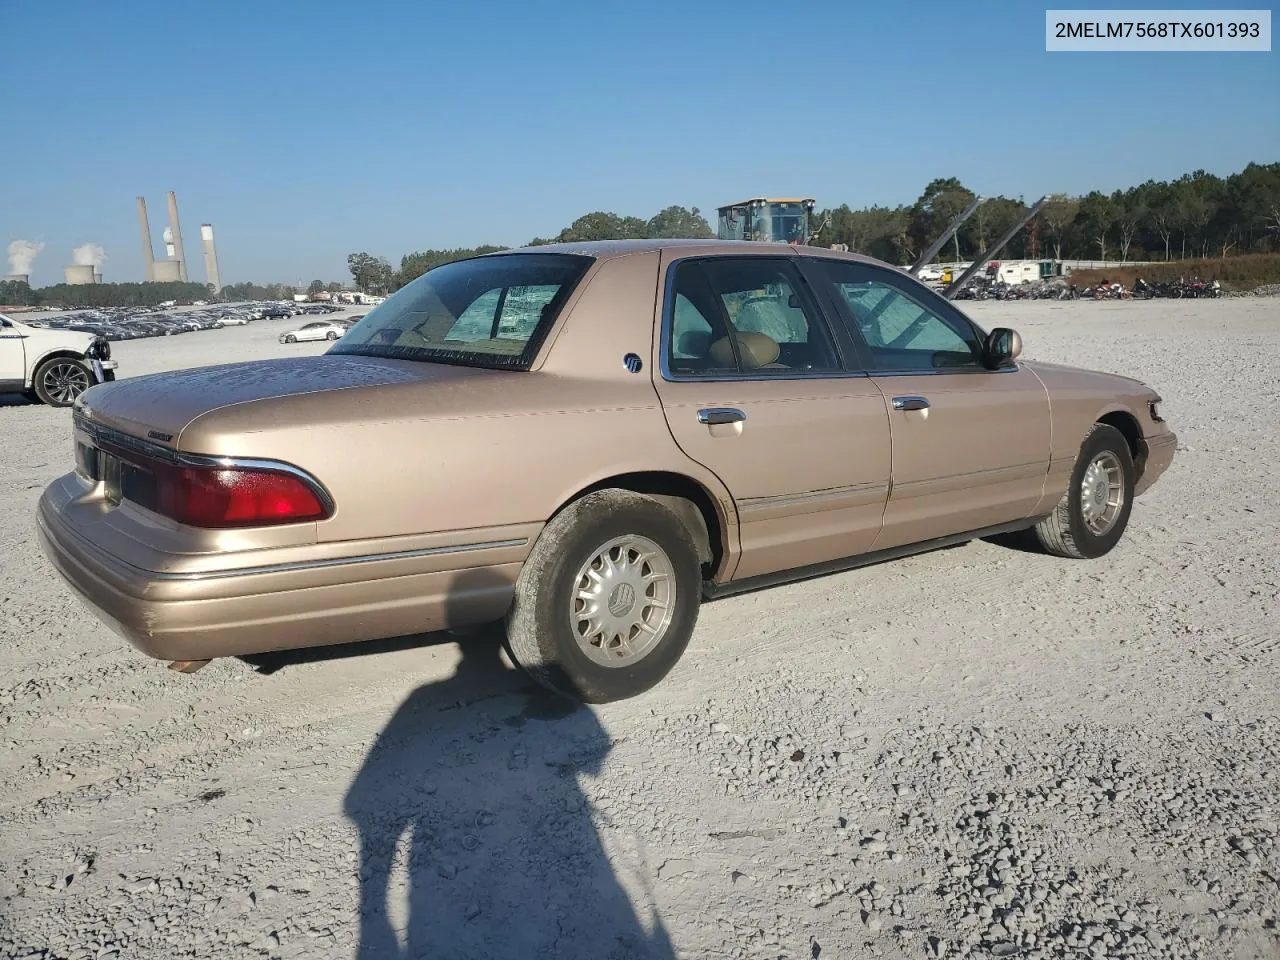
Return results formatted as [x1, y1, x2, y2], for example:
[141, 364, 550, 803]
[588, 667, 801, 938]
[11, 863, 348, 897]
[32, 357, 94, 407]
[505, 489, 702, 703]
[1033, 423, 1135, 559]
[284, 334, 297, 343]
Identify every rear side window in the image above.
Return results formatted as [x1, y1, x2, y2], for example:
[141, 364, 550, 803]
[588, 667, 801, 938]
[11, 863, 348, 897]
[331, 253, 593, 370]
[665, 257, 842, 377]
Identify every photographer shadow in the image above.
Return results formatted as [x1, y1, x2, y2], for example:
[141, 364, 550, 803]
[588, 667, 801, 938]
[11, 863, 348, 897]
[342, 569, 675, 959]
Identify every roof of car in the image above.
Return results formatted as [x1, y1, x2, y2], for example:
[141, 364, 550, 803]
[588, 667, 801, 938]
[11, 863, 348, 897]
[495, 238, 890, 267]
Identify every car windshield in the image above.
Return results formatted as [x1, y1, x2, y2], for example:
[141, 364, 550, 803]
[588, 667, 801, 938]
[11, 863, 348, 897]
[329, 252, 593, 370]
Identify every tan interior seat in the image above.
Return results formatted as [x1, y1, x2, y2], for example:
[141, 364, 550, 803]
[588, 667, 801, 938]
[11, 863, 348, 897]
[708, 331, 787, 370]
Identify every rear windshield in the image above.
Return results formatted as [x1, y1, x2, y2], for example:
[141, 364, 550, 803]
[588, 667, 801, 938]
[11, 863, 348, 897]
[328, 252, 593, 370]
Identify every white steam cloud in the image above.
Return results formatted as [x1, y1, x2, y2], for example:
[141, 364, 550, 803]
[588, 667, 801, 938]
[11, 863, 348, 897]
[7, 239, 44, 276]
[72, 243, 106, 268]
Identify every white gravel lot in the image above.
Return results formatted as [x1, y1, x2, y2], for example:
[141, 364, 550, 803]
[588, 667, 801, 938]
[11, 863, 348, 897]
[1, 299, 1278, 960]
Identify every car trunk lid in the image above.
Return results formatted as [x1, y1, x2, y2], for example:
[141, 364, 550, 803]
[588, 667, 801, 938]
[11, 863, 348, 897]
[75, 354, 490, 445]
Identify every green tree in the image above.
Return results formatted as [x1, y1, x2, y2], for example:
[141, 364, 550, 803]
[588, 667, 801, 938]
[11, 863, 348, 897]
[554, 212, 648, 242]
[347, 252, 394, 294]
[307, 280, 325, 295]
[1141, 182, 1178, 261]
[395, 246, 506, 289]
[0, 279, 38, 306]
[1039, 195, 1079, 261]
[645, 206, 715, 239]
[1076, 192, 1115, 261]
[1112, 190, 1145, 262]
[911, 177, 976, 263]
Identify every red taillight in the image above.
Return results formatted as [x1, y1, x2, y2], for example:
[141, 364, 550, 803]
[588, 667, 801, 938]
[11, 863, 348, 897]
[94, 439, 330, 528]
[159, 466, 328, 528]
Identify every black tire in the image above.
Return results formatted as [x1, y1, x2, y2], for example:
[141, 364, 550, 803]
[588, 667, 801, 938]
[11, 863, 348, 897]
[505, 489, 702, 703]
[326, 330, 338, 340]
[32, 356, 93, 408]
[1033, 423, 1135, 559]
[284, 334, 297, 343]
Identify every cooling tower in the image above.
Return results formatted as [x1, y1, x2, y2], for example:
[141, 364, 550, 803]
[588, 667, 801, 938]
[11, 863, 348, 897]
[65, 265, 97, 285]
[152, 260, 183, 282]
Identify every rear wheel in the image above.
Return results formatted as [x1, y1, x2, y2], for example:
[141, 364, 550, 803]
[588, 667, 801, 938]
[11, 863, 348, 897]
[1033, 423, 1135, 559]
[32, 357, 93, 407]
[326, 330, 338, 340]
[505, 489, 702, 703]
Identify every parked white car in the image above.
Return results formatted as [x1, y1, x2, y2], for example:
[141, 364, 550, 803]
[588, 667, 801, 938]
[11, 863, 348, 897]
[218, 315, 251, 326]
[0, 313, 118, 407]
[279, 321, 347, 344]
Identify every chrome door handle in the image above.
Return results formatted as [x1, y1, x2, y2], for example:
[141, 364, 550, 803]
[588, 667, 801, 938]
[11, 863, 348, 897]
[891, 395, 930, 411]
[698, 407, 747, 425]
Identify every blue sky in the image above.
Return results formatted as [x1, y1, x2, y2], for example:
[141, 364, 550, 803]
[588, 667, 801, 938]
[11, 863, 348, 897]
[3, 0, 1276, 287]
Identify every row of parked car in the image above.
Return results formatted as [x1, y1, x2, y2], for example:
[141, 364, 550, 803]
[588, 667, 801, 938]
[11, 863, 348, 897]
[21, 301, 346, 342]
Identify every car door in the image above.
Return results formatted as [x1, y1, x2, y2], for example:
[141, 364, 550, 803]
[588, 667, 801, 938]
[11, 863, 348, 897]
[650, 251, 891, 581]
[0, 317, 27, 388]
[804, 256, 1051, 551]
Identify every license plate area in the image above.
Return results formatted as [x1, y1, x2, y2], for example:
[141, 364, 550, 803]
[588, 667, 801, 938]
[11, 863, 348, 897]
[101, 451, 123, 505]
[75, 440, 151, 508]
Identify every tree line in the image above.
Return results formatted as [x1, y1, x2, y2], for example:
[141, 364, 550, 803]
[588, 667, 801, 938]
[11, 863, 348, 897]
[348, 205, 716, 293]
[0, 280, 216, 309]
[0, 279, 351, 309]
[346, 161, 1280, 293]
[822, 161, 1280, 266]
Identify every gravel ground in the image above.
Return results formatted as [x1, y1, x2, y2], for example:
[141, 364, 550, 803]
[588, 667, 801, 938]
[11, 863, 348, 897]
[1, 299, 1277, 959]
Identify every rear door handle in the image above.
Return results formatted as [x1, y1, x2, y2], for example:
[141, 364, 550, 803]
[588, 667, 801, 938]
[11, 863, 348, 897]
[891, 395, 930, 411]
[698, 407, 747, 425]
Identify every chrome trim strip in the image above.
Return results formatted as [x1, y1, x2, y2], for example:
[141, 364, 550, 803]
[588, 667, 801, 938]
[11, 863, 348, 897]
[74, 414, 336, 516]
[890, 462, 1046, 501]
[147, 538, 530, 582]
[45, 505, 528, 582]
[739, 482, 887, 519]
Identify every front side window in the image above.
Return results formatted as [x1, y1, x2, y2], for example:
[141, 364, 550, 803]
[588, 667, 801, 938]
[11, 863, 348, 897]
[817, 261, 981, 371]
[330, 253, 592, 370]
[665, 257, 842, 376]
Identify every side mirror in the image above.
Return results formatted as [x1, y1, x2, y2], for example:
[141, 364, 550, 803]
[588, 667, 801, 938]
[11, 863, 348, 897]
[982, 327, 1022, 369]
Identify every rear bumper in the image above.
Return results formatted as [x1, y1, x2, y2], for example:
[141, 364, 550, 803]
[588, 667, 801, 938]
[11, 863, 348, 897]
[36, 486, 531, 662]
[1136, 430, 1177, 496]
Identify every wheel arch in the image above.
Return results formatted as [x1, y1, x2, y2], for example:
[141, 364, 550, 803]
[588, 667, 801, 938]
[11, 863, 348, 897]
[551, 471, 731, 581]
[1095, 408, 1145, 480]
[27, 348, 90, 387]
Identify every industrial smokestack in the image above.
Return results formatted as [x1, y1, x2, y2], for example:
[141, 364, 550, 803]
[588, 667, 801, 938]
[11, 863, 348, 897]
[166, 191, 187, 282]
[137, 197, 155, 282]
[200, 223, 221, 293]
